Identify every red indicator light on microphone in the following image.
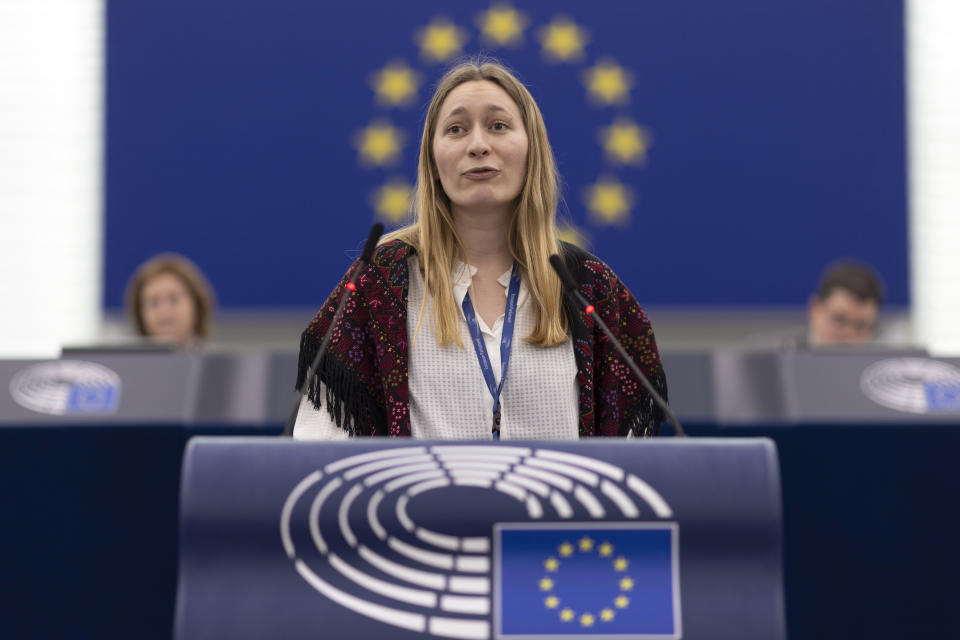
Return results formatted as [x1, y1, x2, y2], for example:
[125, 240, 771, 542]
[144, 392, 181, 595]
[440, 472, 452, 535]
[346, 282, 357, 291]
[585, 304, 595, 315]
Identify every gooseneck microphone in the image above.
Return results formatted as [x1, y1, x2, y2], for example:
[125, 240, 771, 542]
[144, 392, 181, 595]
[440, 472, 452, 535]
[283, 223, 385, 436]
[548, 254, 687, 437]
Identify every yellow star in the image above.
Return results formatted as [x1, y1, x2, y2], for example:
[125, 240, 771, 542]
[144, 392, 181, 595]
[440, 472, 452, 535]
[615, 595, 630, 609]
[371, 179, 412, 223]
[476, 3, 527, 47]
[584, 177, 634, 225]
[539, 577, 554, 591]
[598, 542, 614, 557]
[600, 118, 651, 165]
[415, 18, 467, 63]
[558, 542, 574, 557]
[557, 224, 589, 249]
[355, 120, 404, 166]
[613, 557, 629, 571]
[544, 557, 559, 572]
[582, 59, 634, 105]
[580, 613, 595, 627]
[544, 596, 559, 609]
[578, 536, 594, 552]
[559, 608, 575, 622]
[620, 576, 634, 591]
[600, 608, 615, 622]
[537, 16, 589, 62]
[370, 61, 421, 107]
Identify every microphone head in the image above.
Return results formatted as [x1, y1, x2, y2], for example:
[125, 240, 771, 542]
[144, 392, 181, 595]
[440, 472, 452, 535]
[549, 254, 578, 292]
[360, 223, 386, 263]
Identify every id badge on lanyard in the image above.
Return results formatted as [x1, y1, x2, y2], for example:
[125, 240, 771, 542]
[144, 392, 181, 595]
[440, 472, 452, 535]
[461, 264, 521, 439]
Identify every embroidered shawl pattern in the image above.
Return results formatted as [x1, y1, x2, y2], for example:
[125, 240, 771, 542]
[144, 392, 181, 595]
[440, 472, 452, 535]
[296, 240, 667, 437]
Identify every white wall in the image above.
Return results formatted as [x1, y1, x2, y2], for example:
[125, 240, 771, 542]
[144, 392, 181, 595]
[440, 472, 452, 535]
[0, 1, 104, 357]
[908, 0, 960, 355]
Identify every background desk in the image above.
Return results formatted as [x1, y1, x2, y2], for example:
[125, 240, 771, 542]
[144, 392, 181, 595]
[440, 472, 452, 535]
[1, 422, 958, 639]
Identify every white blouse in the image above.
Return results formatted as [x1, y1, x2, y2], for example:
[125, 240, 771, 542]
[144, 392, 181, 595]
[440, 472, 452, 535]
[293, 256, 580, 440]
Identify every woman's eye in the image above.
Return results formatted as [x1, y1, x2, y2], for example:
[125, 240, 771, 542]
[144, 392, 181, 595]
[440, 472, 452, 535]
[447, 125, 463, 134]
[491, 122, 508, 131]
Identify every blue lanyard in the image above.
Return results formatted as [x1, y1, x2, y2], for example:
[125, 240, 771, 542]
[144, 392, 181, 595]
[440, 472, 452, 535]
[461, 264, 522, 439]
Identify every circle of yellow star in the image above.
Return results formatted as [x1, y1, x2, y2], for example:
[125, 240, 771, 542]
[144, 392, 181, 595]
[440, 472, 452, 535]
[415, 18, 467, 63]
[370, 61, 421, 107]
[355, 120, 404, 166]
[540, 538, 634, 628]
[371, 179, 412, 223]
[476, 3, 527, 47]
[584, 177, 634, 225]
[582, 59, 634, 105]
[600, 118, 651, 165]
[537, 16, 589, 62]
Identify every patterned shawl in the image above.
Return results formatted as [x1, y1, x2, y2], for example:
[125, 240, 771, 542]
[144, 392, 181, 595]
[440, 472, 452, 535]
[296, 240, 668, 437]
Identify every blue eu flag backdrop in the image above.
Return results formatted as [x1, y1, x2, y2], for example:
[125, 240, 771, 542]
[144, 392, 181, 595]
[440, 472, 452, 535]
[106, 0, 907, 310]
[495, 523, 679, 638]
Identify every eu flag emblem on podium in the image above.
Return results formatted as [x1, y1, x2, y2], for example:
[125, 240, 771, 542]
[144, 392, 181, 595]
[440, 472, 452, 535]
[494, 523, 680, 638]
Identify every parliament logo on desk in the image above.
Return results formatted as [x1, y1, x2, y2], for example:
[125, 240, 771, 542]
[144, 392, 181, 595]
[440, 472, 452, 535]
[279, 445, 681, 640]
[9, 360, 121, 416]
[860, 358, 960, 414]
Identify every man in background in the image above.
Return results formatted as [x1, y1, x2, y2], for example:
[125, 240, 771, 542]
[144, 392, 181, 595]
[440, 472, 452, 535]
[807, 260, 885, 346]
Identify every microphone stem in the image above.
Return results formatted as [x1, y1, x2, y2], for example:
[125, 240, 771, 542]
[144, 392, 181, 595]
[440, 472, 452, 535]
[570, 289, 687, 438]
[283, 261, 366, 436]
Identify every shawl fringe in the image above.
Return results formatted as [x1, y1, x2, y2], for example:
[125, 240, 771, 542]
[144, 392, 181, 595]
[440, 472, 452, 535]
[622, 366, 668, 437]
[296, 330, 386, 436]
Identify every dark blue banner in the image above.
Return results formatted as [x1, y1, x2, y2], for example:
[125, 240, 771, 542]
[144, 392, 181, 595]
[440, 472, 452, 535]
[106, 0, 906, 308]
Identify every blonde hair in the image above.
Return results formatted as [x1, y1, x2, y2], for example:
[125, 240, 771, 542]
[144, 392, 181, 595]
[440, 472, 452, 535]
[383, 59, 567, 348]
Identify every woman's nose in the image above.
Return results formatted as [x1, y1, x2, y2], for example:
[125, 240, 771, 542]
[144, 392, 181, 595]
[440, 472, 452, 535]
[467, 129, 490, 156]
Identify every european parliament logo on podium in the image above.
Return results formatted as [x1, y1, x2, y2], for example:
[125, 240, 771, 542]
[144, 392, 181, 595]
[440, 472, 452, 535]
[279, 445, 681, 640]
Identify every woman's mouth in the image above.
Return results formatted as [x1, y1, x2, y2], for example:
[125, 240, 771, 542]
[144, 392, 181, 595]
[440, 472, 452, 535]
[463, 167, 500, 180]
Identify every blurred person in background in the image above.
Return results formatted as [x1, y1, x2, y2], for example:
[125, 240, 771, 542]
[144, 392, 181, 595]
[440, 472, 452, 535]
[126, 254, 215, 350]
[807, 260, 884, 346]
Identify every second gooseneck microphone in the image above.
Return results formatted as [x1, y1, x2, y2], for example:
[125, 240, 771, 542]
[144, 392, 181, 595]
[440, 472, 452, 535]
[283, 223, 385, 436]
[549, 254, 686, 437]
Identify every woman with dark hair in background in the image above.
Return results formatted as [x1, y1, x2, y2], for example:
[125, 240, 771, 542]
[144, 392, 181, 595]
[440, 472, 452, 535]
[293, 59, 667, 440]
[126, 253, 215, 350]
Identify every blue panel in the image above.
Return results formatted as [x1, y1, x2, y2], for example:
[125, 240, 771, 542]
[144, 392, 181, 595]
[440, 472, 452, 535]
[3, 424, 959, 640]
[105, 0, 906, 307]
[496, 524, 677, 637]
[174, 438, 783, 640]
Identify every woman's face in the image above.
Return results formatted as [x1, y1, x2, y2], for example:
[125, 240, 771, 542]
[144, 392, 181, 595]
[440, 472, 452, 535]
[140, 271, 197, 348]
[432, 80, 529, 216]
